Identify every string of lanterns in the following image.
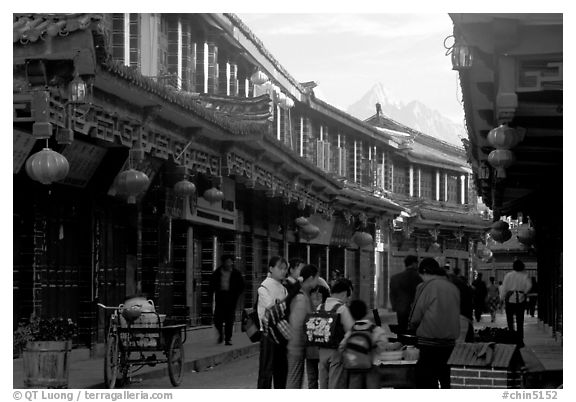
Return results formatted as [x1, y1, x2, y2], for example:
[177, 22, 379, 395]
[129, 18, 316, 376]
[486, 124, 525, 179]
[24, 62, 91, 186]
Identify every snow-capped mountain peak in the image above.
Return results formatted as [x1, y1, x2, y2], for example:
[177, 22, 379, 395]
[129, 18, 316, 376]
[347, 84, 465, 147]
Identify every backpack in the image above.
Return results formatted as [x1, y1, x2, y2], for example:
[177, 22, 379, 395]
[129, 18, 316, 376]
[303, 302, 344, 348]
[241, 289, 261, 343]
[342, 323, 376, 372]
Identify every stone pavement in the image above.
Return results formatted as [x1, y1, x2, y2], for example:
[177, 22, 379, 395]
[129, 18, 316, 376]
[13, 309, 561, 389]
[13, 326, 260, 389]
[472, 311, 563, 388]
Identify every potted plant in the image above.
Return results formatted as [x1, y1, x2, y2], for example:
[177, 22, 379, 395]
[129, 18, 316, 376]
[14, 316, 77, 388]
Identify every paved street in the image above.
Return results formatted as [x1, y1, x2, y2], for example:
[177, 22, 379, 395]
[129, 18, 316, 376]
[124, 353, 259, 389]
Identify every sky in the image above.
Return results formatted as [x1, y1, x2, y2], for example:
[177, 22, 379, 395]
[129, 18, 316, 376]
[237, 13, 465, 124]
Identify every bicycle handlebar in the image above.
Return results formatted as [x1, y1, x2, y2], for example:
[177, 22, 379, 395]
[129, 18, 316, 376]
[97, 303, 121, 310]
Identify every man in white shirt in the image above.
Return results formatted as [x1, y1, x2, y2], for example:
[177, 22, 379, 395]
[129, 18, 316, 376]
[256, 256, 288, 388]
[500, 259, 532, 346]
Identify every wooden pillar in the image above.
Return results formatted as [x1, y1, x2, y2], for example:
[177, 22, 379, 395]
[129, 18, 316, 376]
[325, 246, 330, 279]
[135, 206, 143, 294]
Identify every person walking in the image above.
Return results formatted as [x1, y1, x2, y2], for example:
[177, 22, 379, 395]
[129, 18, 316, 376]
[472, 272, 488, 322]
[209, 254, 245, 345]
[501, 259, 532, 346]
[256, 256, 289, 389]
[286, 264, 319, 388]
[318, 278, 355, 389]
[486, 276, 500, 323]
[447, 266, 474, 342]
[527, 277, 538, 317]
[389, 255, 422, 333]
[408, 257, 460, 389]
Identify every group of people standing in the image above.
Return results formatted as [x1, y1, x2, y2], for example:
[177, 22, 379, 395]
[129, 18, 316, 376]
[390, 255, 536, 388]
[210, 252, 537, 389]
[256, 256, 361, 389]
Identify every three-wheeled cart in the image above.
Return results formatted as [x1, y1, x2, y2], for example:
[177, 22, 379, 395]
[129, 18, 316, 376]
[98, 302, 187, 388]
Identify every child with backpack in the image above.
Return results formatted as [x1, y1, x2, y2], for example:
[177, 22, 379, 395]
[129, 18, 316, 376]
[304, 278, 355, 389]
[340, 299, 389, 388]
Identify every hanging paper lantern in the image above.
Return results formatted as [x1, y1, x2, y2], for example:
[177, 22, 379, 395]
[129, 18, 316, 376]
[517, 226, 536, 246]
[481, 248, 494, 263]
[487, 149, 515, 178]
[295, 216, 309, 228]
[490, 228, 512, 243]
[203, 187, 224, 203]
[491, 220, 509, 232]
[352, 231, 373, 248]
[300, 224, 320, 241]
[250, 70, 269, 85]
[280, 95, 294, 109]
[174, 179, 196, 197]
[25, 148, 70, 185]
[116, 168, 150, 204]
[487, 124, 522, 150]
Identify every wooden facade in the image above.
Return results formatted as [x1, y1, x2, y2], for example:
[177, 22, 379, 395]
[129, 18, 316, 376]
[13, 13, 486, 348]
[450, 13, 563, 334]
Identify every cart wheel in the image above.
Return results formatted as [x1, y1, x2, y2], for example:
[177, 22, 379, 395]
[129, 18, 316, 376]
[104, 330, 120, 389]
[167, 334, 184, 386]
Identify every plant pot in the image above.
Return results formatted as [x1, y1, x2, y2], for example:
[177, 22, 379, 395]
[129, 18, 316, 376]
[23, 340, 71, 388]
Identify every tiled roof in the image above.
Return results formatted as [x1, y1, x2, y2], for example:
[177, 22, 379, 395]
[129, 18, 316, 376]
[13, 13, 101, 43]
[405, 140, 469, 171]
[366, 113, 465, 152]
[447, 342, 520, 369]
[310, 97, 403, 145]
[99, 59, 271, 138]
[224, 13, 306, 94]
[339, 186, 404, 213]
[416, 206, 488, 228]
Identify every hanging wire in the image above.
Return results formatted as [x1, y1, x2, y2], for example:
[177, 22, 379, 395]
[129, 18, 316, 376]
[443, 34, 456, 56]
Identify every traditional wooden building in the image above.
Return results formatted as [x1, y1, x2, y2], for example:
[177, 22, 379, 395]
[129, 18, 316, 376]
[13, 13, 483, 349]
[449, 13, 562, 334]
[364, 107, 487, 307]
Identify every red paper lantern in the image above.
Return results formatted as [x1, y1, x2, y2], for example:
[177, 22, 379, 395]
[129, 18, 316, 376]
[517, 226, 536, 246]
[250, 70, 269, 85]
[487, 149, 515, 178]
[295, 216, 309, 227]
[203, 187, 224, 203]
[300, 224, 320, 241]
[352, 231, 373, 248]
[491, 220, 509, 231]
[477, 247, 493, 262]
[487, 124, 522, 150]
[490, 228, 512, 243]
[174, 179, 196, 197]
[116, 169, 150, 204]
[25, 148, 69, 185]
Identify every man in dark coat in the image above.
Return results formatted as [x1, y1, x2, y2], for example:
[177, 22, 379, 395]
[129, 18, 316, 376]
[389, 255, 422, 333]
[447, 266, 474, 342]
[210, 254, 245, 345]
[472, 272, 488, 322]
